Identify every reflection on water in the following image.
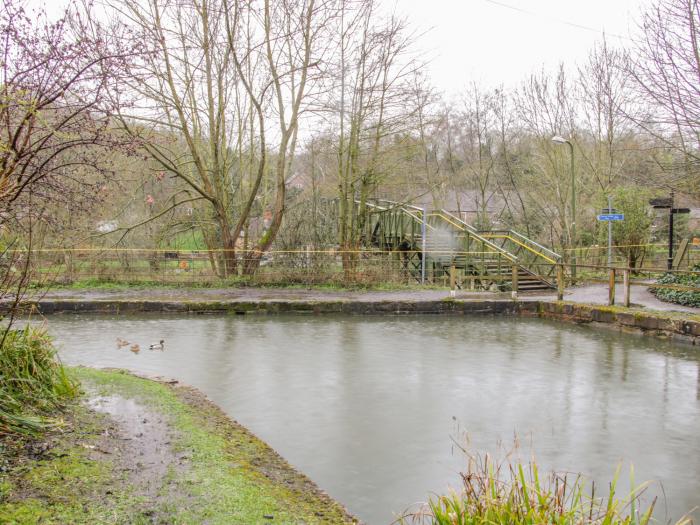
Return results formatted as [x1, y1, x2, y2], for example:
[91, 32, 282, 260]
[46, 314, 700, 525]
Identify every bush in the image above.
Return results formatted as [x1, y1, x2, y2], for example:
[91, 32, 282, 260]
[0, 326, 78, 436]
[401, 454, 691, 525]
[650, 264, 700, 307]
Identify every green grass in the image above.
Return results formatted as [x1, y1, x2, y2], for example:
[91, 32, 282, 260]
[400, 454, 692, 525]
[35, 276, 448, 292]
[165, 230, 208, 251]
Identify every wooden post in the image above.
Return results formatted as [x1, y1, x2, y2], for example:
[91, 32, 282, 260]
[608, 268, 616, 306]
[623, 268, 631, 307]
[64, 249, 74, 283]
[557, 264, 565, 301]
[450, 262, 456, 298]
[511, 264, 518, 299]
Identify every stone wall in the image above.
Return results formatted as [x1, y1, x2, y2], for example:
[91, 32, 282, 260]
[530, 301, 700, 345]
[12, 298, 700, 345]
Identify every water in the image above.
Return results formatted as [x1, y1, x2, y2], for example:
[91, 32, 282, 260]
[45, 314, 700, 524]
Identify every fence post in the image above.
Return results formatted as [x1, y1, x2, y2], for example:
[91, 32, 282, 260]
[64, 249, 74, 283]
[511, 264, 518, 300]
[623, 268, 631, 308]
[557, 264, 565, 301]
[450, 262, 456, 298]
[608, 267, 616, 306]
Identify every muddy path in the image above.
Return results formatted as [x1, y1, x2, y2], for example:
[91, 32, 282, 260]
[86, 393, 191, 513]
[0, 369, 359, 525]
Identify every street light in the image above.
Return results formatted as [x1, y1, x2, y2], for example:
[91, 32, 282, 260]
[552, 135, 576, 280]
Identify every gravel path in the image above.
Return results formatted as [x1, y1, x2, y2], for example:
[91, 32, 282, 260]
[553, 283, 699, 313]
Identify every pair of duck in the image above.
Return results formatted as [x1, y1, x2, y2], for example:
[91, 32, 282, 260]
[116, 338, 165, 353]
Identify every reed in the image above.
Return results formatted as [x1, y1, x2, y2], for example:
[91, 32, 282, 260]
[0, 326, 78, 436]
[400, 453, 692, 525]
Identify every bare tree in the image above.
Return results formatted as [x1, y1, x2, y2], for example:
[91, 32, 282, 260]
[456, 84, 498, 230]
[578, 39, 634, 193]
[514, 66, 578, 248]
[1, 0, 130, 329]
[102, 0, 251, 277]
[230, 0, 332, 274]
[628, 0, 700, 194]
[332, 0, 421, 271]
[0, 1, 128, 210]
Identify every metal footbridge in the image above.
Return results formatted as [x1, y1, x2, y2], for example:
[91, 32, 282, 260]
[359, 199, 561, 291]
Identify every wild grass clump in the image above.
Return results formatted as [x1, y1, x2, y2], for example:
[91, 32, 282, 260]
[0, 326, 78, 436]
[400, 453, 692, 525]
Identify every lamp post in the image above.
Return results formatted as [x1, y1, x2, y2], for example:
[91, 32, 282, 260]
[552, 135, 576, 280]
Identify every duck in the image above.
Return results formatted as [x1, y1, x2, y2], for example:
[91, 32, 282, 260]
[116, 337, 130, 348]
[149, 339, 165, 351]
[129, 344, 141, 354]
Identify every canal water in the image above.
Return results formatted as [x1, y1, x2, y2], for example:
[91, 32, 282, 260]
[46, 314, 699, 524]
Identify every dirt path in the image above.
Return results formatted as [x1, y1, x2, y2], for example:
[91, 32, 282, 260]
[87, 393, 190, 510]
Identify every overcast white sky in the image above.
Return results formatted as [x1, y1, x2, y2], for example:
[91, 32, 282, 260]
[378, 0, 648, 95]
[29, 0, 648, 95]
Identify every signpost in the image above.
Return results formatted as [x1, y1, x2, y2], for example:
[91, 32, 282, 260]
[597, 213, 624, 221]
[598, 206, 624, 266]
[650, 192, 690, 270]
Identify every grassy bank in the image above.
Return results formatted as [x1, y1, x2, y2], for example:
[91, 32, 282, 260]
[0, 367, 356, 524]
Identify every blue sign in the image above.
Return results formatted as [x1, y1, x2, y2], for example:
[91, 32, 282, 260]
[597, 214, 624, 221]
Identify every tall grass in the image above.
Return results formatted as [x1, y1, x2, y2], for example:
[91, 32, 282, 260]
[0, 326, 78, 436]
[400, 453, 693, 525]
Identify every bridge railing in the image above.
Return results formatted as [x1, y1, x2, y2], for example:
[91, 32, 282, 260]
[360, 200, 433, 249]
[422, 210, 522, 283]
[478, 229, 562, 286]
[433, 211, 517, 262]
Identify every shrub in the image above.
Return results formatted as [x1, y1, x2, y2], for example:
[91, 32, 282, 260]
[650, 264, 700, 307]
[400, 454, 691, 525]
[0, 326, 78, 436]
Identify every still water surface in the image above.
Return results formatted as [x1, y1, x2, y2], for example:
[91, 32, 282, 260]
[47, 314, 700, 524]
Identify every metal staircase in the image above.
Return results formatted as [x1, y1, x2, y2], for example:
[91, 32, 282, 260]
[359, 200, 561, 291]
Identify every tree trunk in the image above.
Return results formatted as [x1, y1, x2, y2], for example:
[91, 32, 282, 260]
[216, 205, 237, 278]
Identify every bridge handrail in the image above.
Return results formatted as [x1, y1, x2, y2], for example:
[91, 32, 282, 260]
[435, 210, 517, 263]
[361, 201, 388, 211]
[438, 210, 479, 234]
[481, 230, 561, 265]
[373, 198, 425, 214]
[359, 199, 436, 232]
[404, 208, 435, 231]
[509, 230, 562, 261]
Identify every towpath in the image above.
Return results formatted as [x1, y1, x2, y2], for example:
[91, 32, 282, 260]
[24, 283, 699, 315]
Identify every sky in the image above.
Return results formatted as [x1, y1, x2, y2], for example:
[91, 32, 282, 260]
[27, 0, 649, 96]
[378, 0, 649, 95]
